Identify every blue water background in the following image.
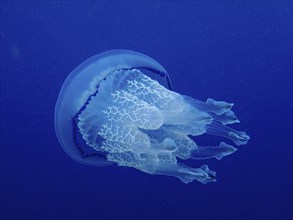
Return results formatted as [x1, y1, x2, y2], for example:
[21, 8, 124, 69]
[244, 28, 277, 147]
[1, 1, 292, 220]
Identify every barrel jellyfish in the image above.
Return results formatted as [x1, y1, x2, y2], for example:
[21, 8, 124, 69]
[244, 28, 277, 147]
[55, 49, 250, 184]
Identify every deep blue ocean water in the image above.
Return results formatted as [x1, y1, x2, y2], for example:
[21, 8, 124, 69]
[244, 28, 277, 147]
[1, 1, 292, 220]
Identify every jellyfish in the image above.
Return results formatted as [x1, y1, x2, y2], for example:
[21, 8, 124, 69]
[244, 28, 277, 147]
[55, 49, 250, 184]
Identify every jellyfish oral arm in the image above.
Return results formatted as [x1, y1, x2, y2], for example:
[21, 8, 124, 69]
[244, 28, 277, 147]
[76, 68, 250, 183]
[190, 142, 237, 160]
[107, 151, 216, 184]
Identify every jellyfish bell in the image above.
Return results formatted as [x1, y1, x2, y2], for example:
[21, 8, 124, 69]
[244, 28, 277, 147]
[55, 49, 172, 166]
